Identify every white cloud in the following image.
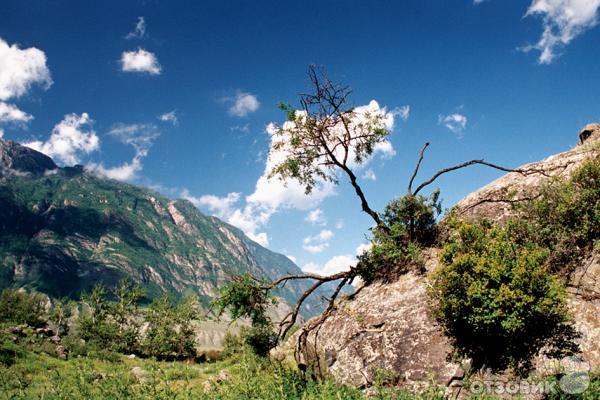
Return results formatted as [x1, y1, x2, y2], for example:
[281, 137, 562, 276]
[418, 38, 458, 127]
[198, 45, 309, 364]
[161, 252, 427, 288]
[125, 17, 146, 39]
[522, 0, 600, 64]
[228, 92, 260, 117]
[335, 219, 345, 229]
[0, 102, 32, 124]
[24, 113, 99, 165]
[303, 243, 329, 254]
[159, 110, 178, 125]
[305, 208, 326, 226]
[303, 229, 334, 243]
[439, 113, 468, 135]
[184, 191, 241, 219]
[301, 254, 356, 276]
[229, 124, 250, 133]
[87, 158, 143, 181]
[362, 168, 376, 181]
[86, 123, 159, 181]
[192, 99, 398, 247]
[391, 105, 410, 122]
[0, 128, 3, 138]
[0, 38, 52, 101]
[121, 49, 161, 75]
[355, 242, 373, 256]
[303, 229, 334, 253]
[286, 254, 297, 263]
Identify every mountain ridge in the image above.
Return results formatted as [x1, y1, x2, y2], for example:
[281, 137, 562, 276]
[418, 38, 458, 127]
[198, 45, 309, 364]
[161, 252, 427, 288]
[0, 138, 323, 316]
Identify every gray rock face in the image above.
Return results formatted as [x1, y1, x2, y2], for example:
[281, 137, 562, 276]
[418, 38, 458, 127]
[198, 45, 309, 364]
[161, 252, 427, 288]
[277, 250, 466, 391]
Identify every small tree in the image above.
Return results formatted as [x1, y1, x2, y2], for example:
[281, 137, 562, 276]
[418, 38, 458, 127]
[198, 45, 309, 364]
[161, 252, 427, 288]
[48, 298, 74, 336]
[77, 280, 144, 353]
[213, 274, 278, 356]
[0, 288, 47, 327]
[111, 279, 145, 352]
[357, 191, 442, 284]
[269, 65, 390, 227]
[142, 294, 198, 360]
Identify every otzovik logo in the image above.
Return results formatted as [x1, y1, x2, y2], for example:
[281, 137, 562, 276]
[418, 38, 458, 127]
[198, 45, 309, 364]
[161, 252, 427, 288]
[559, 356, 591, 394]
[468, 356, 591, 396]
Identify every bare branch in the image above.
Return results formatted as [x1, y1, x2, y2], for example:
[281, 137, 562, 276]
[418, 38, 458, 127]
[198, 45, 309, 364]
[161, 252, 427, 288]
[295, 277, 349, 370]
[412, 159, 549, 196]
[407, 142, 430, 195]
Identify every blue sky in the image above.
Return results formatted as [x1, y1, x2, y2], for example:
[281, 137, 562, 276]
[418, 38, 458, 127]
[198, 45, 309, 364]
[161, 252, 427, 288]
[1, 0, 600, 275]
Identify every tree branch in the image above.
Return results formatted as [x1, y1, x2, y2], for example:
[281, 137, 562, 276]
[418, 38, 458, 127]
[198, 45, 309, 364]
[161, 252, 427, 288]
[412, 159, 548, 196]
[407, 142, 430, 195]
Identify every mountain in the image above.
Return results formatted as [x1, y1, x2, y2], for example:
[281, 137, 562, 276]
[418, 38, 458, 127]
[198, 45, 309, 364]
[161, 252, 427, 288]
[0, 139, 323, 315]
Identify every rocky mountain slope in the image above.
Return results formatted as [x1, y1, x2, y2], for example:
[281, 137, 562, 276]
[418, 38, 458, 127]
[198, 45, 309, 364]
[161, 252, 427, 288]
[0, 139, 322, 316]
[278, 124, 600, 395]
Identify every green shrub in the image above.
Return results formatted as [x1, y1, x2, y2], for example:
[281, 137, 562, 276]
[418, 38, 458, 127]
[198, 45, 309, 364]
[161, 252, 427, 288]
[0, 337, 25, 366]
[430, 220, 572, 371]
[358, 192, 441, 284]
[213, 274, 279, 357]
[222, 330, 246, 358]
[214, 274, 276, 326]
[380, 190, 441, 246]
[142, 294, 198, 360]
[0, 288, 47, 327]
[519, 156, 600, 269]
[48, 298, 74, 336]
[77, 280, 144, 354]
[242, 324, 278, 357]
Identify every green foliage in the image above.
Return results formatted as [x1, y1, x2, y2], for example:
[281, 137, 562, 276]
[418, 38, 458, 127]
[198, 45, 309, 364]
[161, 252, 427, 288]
[381, 191, 441, 245]
[214, 274, 275, 326]
[111, 280, 145, 352]
[268, 72, 392, 195]
[430, 220, 572, 371]
[214, 275, 279, 356]
[357, 192, 441, 284]
[0, 288, 47, 327]
[78, 281, 145, 354]
[142, 294, 198, 360]
[242, 324, 279, 357]
[48, 298, 74, 336]
[221, 330, 246, 358]
[517, 156, 600, 269]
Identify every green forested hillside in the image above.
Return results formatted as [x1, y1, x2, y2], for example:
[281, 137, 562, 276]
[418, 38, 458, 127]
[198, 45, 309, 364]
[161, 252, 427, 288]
[0, 139, 323, 314]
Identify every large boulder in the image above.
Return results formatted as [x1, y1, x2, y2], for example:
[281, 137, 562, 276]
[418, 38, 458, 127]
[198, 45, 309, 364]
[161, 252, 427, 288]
[454, 125, 599, 222]
[579, 123, 600, 145]
[276, 250, 466, 391]
[279, 124, 600, 396]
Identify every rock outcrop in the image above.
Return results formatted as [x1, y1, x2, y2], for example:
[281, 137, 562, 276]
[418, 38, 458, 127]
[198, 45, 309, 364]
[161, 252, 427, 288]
[455, 124, 599, 222]
[277, 250, 465, 391]
[0, 139, 57, 176]
[281, 124, 600, 395]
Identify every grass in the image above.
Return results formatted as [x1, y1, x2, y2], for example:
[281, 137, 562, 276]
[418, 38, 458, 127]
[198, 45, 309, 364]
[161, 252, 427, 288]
[0, 331, 449, 400]
[3, 332, 597, 400]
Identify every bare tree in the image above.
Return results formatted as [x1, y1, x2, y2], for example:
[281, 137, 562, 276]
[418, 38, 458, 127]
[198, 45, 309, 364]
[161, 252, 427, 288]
[269, 65, 388, 227]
